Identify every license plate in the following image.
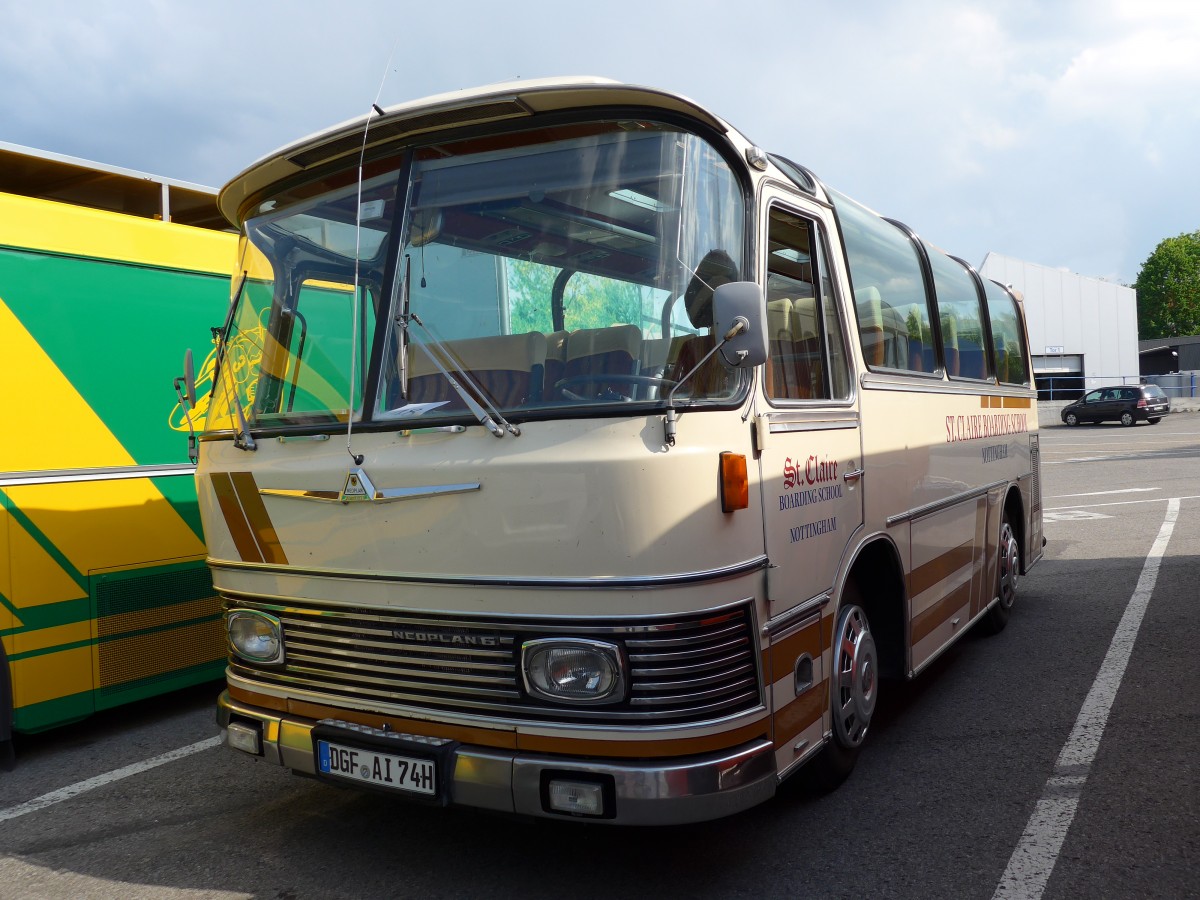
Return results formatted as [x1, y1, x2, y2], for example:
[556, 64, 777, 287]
[316, 739, 437, 797]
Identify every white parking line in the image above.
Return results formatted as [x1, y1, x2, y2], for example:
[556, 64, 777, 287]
[993, 498, 1179, 899]
[1046, 488, 1158, 499]
[1045, 493, 1200, 512]
[0, 735, 221, 824]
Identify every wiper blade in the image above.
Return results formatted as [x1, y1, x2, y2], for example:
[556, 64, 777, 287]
[216, 271, 257, 452]
[407, 315, 519, 438]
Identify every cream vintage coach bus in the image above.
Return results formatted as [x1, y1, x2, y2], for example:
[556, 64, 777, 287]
[192, 78, 1043, 824]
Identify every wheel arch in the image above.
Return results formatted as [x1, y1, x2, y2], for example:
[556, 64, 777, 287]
[1005, 482, 1028, 573]
[839, 535, 907, 680]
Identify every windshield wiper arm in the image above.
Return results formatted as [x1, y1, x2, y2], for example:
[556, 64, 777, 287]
[407, 315, 520, 438]
[218, 272, 257, 452]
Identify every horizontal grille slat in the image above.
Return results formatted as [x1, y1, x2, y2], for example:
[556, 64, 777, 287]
[284, 662, 521, 698]
[630, 678, 759, 706]
[286, 636, 513, 666]
[623, 620, 745, 648]
[630, 650, 752, 678]
[226, 598, 761, 726]
[627, 636, 750, 664]
[631, 662, 755, 693]
[285, 650, 518, 684]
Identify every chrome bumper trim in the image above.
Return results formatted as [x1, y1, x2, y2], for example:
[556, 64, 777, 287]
[218, 692, 777, 825]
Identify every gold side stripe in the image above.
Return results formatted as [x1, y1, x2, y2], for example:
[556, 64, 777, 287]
[211, 472, 264, 564]
[230, 472, 288, 565]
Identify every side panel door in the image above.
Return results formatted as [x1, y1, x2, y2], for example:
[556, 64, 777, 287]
[755, 198, 864, 778]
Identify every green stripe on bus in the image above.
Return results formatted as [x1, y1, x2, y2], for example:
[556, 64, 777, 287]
[98, 612, 222, 646]
[5, 612, 222, 661]
[11, 691, 95, 734]
[1, 597, 93, 636]
[0, 248, 228, 468]
[0, 491, 88, 593]
[93, 660, 227, 713]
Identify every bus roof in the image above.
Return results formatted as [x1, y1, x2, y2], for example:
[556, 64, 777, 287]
[0, 140, 227, 231]
[218, 77, 736, 225]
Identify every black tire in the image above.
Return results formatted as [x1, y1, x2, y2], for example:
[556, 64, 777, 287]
[979, 510, 1019, 635]
[1120, 410, 1135, 427]
[1063, 412, 1078, 426]
[809, 592, 878, 790]
[0, 644, 14, 771]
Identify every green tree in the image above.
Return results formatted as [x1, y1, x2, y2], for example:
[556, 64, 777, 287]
[1135, 230, 1200, 338]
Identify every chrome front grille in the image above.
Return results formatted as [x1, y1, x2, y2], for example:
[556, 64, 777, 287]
[226, 598, 761, 725]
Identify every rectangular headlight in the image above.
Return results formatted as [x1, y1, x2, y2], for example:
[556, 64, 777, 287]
[521, 638, 626, 704]
[227, 610, 284, 665]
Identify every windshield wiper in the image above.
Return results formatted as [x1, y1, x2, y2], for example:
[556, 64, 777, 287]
[218, 272, 258, 451]
[408, 316, 520, 438]
[393, 254, 519, 438]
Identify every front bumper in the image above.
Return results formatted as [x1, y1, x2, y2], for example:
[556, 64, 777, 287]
[218, 691, 777, 825]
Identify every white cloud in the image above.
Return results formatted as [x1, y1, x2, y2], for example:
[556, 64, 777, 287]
[1, 0, 1198, 283]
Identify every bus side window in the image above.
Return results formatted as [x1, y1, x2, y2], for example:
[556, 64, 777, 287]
[983, 280, 1030, 386]
[830, 189, 935, 375]
[764, 208, 850, 401]
[926, 246, 989, 381]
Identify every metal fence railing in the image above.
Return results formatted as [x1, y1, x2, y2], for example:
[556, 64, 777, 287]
[1036, 372, 1200, 401]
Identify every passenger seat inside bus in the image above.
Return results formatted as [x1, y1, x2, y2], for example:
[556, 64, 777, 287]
[764, 277, 824, 399]
[406, 332, 548, 409]
[557, 325, 642, 400]
[856, 286, 887, 367]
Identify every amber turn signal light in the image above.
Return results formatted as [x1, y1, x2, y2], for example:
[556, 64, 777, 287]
[720, 452, 749, 512]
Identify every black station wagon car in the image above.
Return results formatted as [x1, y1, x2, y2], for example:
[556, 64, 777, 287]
[1060, 384, 1170, 427]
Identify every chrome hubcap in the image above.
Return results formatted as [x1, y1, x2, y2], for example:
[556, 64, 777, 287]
[998, 521, 1019, 610]
[832, 605, 877, 748]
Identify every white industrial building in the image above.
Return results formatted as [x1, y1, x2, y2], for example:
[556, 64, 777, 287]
[979, 252, 1139, 399]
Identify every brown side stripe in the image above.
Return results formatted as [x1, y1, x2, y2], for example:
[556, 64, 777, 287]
[769, 619, 824, 685]
[230, 471, 289, 565]
[911, 581, 972, 645]
[773, 679, 828, 749]
[1003, 396, 1032, 408]
[909, 540, 975, 599]
[211, 472, 265, 563]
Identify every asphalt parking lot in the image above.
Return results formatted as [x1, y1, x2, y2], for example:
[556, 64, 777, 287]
[2, 413, 1198, 899]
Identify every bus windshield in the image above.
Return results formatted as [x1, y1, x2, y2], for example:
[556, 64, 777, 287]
[205, 121, 746, 434]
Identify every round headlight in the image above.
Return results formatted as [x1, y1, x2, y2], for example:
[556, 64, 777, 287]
[227, 610, 283, 665]
[522, 638, 625, 704]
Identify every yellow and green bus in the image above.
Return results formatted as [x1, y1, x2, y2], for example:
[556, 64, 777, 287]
[0, 142, 236, 761]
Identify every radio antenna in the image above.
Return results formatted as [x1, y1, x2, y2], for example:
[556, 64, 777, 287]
[346, 43, 401, 468]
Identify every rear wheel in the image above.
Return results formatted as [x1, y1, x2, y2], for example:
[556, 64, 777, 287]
[810, 596, 878, 789]
[1120, 410, 1135, 427]
[1064, 412, 1078, 426]
[980, 510, 1019, 635]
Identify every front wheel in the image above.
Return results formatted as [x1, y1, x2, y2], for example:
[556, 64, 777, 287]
[980, 511, 1019, 635]
[1120, 410, 1135, 427]
[1064, 412, 1078, 426]
[810, 598, 878, 789]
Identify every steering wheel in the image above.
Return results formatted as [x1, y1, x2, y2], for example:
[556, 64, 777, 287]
[554, 373, 678, 401]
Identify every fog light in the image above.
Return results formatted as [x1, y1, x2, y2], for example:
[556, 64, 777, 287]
[547, 780, 605, 817]
[227, 610, 283, 665]
[226, 721, 262, 755]
[522, 638, 625, 704]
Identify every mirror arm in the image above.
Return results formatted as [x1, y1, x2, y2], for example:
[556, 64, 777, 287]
[663, 318, 748, 448]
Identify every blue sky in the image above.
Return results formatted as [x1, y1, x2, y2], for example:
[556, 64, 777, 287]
[2, 0, 1197, 285]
